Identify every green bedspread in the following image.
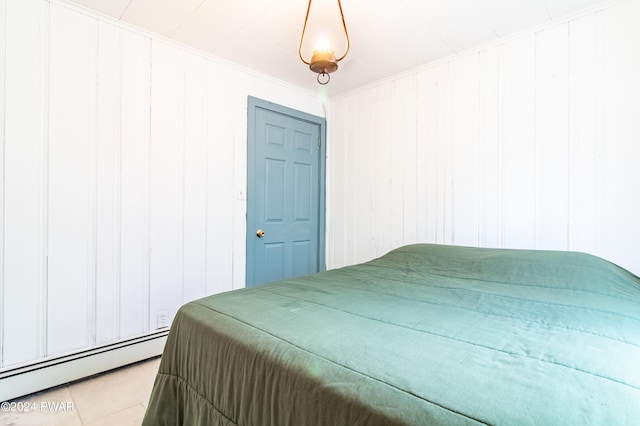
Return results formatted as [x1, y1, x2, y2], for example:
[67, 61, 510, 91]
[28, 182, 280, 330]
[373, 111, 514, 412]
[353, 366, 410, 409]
[143, 244, 640, 425]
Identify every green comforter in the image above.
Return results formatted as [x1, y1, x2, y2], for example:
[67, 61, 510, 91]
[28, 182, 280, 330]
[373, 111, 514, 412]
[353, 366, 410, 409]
[143, 244, 640, 425]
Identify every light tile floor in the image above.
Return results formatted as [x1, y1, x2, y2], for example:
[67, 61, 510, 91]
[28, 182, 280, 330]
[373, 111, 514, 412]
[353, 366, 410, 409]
[0, 357, 161, 426]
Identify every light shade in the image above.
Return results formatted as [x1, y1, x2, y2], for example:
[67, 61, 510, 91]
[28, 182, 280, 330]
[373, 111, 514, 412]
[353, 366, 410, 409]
[298, 0, 350, 85]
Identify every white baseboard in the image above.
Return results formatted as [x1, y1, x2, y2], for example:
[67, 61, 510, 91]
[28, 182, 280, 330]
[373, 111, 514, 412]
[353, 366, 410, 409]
[0, 330, 168, 402]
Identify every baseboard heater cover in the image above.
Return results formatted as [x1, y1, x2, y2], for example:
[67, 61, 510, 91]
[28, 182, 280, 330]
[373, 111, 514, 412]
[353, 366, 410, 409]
[0, 330, 169, 402]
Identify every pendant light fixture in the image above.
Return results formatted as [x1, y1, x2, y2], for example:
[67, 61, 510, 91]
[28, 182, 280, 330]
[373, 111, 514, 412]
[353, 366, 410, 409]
[298, 0, 350, 85]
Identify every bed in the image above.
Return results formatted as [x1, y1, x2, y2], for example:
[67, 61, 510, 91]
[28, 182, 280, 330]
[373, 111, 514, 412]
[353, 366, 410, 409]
[142, 244, 640, 425]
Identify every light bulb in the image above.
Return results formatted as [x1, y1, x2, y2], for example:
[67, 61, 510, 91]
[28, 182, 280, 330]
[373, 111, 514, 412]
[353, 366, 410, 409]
[314, 38, 333, 53]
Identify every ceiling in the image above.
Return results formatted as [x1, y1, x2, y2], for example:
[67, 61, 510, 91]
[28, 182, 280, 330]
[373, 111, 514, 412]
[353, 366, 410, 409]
[66, 0, 608, 96]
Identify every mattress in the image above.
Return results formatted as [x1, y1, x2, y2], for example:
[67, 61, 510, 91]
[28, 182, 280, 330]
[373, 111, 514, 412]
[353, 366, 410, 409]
[142, 244, 640, 425]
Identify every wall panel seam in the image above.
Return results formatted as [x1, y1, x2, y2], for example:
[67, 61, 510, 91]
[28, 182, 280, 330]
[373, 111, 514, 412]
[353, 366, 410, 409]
[144, 38, 152, 333]
[475, 53, 481, 247]
[448, 63, 454, 245]
[179, 51, 186, 306]
[566, 22, 572, 251]
[497, 45, 504, 248]
[478, 52, 484, 247]
[0, 0, 6, 371]
[202, 60, 209, 297]
[114, 26, 122, 341]
[533, 33, 540, 249]
[38, 0, 51, 360]
[88, 16, 98, 348]
[594, 11, 604, 257]
[229, 73, 236, 289]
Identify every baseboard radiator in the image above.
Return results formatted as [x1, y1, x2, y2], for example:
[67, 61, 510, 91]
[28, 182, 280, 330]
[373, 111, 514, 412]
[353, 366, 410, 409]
[0, 330, 169, 402]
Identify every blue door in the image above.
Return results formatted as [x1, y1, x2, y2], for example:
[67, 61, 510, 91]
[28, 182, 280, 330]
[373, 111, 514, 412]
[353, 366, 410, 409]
[246, 97, 326, 287]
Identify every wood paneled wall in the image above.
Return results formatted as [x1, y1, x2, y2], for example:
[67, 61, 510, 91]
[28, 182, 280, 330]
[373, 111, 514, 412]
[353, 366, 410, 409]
[3, 0, 639, 373]
[0, 0, 323, 369]
[327, 0, 640, 277]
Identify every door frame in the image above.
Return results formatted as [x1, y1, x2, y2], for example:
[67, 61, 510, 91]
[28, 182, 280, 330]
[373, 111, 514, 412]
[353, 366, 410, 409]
[246, 96, 327, 286]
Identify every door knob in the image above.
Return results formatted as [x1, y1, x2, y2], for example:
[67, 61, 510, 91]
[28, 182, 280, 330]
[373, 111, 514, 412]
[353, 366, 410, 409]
[256, 229, 265, 238]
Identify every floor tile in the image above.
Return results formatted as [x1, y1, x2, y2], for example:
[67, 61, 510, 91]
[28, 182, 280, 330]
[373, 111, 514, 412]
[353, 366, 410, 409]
[84, 403, 146, 426]
[69, 358, 160, 424]
[0, 386, 82, 426]
[0, 357, 159, 426]
[69, 357, 160, 399]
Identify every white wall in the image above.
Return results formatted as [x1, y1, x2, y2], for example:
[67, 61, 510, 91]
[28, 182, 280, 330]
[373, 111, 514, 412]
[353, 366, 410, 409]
[327, 0, 640, 277]
[0, 0, 324, 369]
[3, 0, 639, 375]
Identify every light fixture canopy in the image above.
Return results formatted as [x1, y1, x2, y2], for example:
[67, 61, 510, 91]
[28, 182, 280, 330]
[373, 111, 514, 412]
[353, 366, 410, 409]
[299, 0, 350, 85]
